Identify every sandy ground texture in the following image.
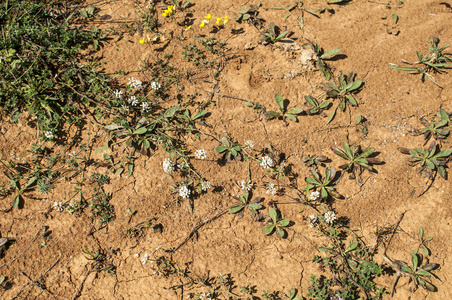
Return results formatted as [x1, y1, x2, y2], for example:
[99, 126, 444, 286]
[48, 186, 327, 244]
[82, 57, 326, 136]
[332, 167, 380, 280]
[1, 0, 452, 299]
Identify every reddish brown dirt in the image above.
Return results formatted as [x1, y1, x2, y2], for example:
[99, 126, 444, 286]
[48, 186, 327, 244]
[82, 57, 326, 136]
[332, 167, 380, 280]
[1, 0, 452, 299]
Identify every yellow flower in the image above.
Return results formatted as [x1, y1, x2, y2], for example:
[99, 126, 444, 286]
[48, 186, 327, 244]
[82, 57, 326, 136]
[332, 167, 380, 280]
[204, 13, 211, 20]
[216, 17, 221, 26]
[139, 38, 146, 44]
[162, 5, 175, 17]
[199, 20, 207, 27]
[215, 16, 229, 26]
[224, 16, 229, 25]
[185, 25, 192, 31]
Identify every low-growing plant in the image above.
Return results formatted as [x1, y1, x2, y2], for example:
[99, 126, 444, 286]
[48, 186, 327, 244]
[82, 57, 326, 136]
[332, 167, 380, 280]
[324, 72, 363, 123]
[262, 208, 289, 238]
[305, 41, 341, 80]
[413, 111, 450, 145]
[331, 142, 382, 181]
[389, 37, 452, 87]
[260, 23, 288, 44]
[215, 137, 245, 162]
[305, 168, 342, 200]
[234, 2, 264, 27]
[229, 190, 263, 218]
[263, 93, 303, 124]
[304, 95, 330, 116]
[302, 154, 329, 170]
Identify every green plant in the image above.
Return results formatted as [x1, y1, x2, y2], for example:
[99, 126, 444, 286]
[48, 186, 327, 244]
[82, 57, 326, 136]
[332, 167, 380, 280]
[215, 137, 244, 162]
[305, 168, 341, 201]
[389, 37, 452, 87]
[417, 226, 433, 255]
[324, 72, 363, 123]
[263, 93, 303, 124]
[354, 114, 368, 136]
[171, 0, 191, 11]
[234, 2, 264, 26]
[305, 41, 341, 80]
[304, 95, 330, 115]
[302, 154, 329, 170]
[398, 140, 452, 179]
[260, 23, 288, 44]
[82, 246, 101, 260]
[229, 190, 263, 218]
[331, 142, 382, 181]
[414, 111, 450, 145]
[262, 208, 290, 238]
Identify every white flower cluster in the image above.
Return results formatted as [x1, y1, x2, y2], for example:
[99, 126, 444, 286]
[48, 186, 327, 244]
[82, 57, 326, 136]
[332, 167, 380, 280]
[324, 211, 337, 224]
[266, 183, 276, 195]
[179, 185, 191, 199]
[45, 131, 54, 139]
[163, 158, 175, 173]
[194, 149, 207, 160]
[201, 181, 211, 191]
[244, 140, 255, 148]
[128, 77, 142, 90]
[260, 156, 274, 169]
[140, 253, 150, 265]
[150, 81, 161, 90]
[308, 215, 318, 228]
[113, 89, 123, 99]
[128, 96, 139, 106]
[141, 102, 150, 112]
[309, 191, 320, 201]
[53, 201, 63, 212]
[240, 180, 253, 191]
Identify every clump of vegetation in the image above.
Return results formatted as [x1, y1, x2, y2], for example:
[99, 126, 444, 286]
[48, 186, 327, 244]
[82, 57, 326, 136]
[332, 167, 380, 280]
[263, 93, 303, 124]
[389, 37, 452, 87]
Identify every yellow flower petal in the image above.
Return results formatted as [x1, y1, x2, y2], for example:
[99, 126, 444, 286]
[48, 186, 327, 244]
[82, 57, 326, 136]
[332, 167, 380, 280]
[185, 25, 192, 31]
[199, 21, 205, 28]
[204, 13, 211, 20]
[216, 18, 221, 25]
[224, 16, 229, 24]
[139, 38, 145, 44]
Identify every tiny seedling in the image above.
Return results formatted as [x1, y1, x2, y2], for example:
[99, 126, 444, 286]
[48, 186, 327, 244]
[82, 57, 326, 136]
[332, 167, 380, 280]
[302, 154, 328, 170]
[262, 208, 289, 238]
[417, 226, 433, 256]
[229, 189, 263, 218]
[234, 2, 264, 27]
[354, 114, 368, 136]
[304, 95, 330, 116]
[305, 41, 341, 80]
[331, 142, 382, 181]
[82, 246, 101, 260]
[324, 72, 363, 123]
[389, 37, 452, 87]
[305, 168, 341, 200]
[263, 93, 303, 124]
[260, 23, 288, 44]
[215, 137, 244, 162]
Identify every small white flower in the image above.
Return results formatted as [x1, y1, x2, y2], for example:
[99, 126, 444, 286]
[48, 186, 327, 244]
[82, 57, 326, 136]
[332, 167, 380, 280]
[201, 181, 211, 191]
[45, 131, 54, 139]
[244, 140, 255, 148]
[324, 211, 337, 225]
[194, 149, 207, 160]
[113, 89, 123, 99]
[260, 156, 274, 169]
[134, 253, 140, 258]
[141, 102, 150, 112]
[179, 185, 191, 199]
[53, 201, 63, 212]
[240, 180, 253, 191]
[266, 183, 276, 195]
[128, 77, 142, 90]
[141, 253, 150, 265]
[308, 215, 318, 228]
[309, 191, 320, 201]
[150, 81, 161, 90]
[163, 158, 175, 173]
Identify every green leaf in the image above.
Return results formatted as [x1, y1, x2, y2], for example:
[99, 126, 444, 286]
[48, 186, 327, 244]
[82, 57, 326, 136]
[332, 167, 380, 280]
[80, 10, 88, 18]
[306, 177, 320, 185]
[419, 226, 424, 239]
[345, 242, 358, 253]
[305, 95, 318, 107]
[275, 93, 284, 110]
[400, 264, 413, 273]
[133, 127, 147, 135]
[12, 195, 21, 208]
[215, 145, 228, 153]
[412, 253, 419, 270]
[245, 101, 254, 107]
[287, 107, 303, 115]
[269, 208, 278, 223]
[319, 101, 330, 109]
[87, 4, 95, 15]
[286, 114, 297, 122]
[426, 159, 435, 170]
[276, 30, 288, 40]
[360, 147, 376, 158]
[327, 107, 337, 124]
[319, 247, 334, 253]
[346, 95, 357, 106]
[193, 110, 207, 120]
[94, 145, 108, 153]
[229, 205, 244, 214]
[276, 227, 285, 238]
[423, 245, 430, 256]
[438, 166, 446, 178]
[164, 106, 180, 118]
[439, 109, 450, 121]
[248, 203, 262, 210]
[321, 187, 328, 199]
[264, 111, 281, 120]
[279, 219, 289, 226]
[263, 225, 275, 235]
[104, 124, 122, 131]
[326, 82, 340, 92]
[320, 48, 340, 59]
[22, 176, 37, 192]
[392, 13, 398, 23]
[416, 269, 432, 277]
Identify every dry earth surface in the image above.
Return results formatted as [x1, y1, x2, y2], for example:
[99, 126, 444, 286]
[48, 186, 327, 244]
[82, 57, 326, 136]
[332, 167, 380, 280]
[1, 0, 452, 299]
